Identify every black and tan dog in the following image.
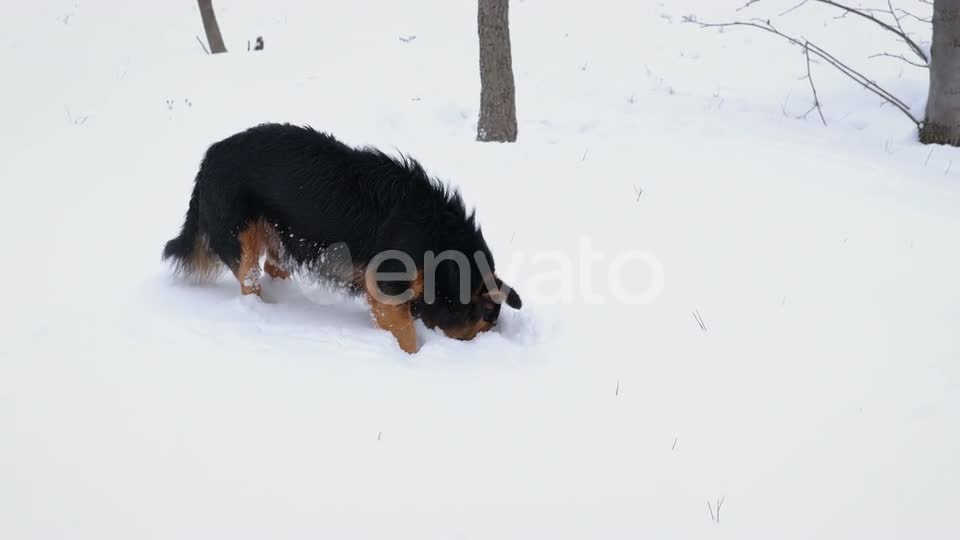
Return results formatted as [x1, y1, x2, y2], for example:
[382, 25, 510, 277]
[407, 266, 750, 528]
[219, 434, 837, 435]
[163, 123, 521, 353]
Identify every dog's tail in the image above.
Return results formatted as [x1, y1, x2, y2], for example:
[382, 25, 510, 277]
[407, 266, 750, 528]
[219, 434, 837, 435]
[162, 183, 221, 280]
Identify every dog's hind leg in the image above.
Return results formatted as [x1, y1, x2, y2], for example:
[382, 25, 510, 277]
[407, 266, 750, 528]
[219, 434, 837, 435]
[234, 221, 265, 297]
[262, 223, 291, 280]
[264, 255, 290, 280]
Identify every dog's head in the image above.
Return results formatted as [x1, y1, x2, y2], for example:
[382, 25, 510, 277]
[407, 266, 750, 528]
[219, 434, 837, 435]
[412, 264, 522, 341]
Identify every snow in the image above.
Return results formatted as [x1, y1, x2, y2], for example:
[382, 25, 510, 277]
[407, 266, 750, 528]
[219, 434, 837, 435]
[2, 0, 959, 538]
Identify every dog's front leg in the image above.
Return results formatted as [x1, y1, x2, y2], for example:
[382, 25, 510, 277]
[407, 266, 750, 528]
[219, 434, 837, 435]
[367, 297, 418, 354]
[235, 223, 264, 297]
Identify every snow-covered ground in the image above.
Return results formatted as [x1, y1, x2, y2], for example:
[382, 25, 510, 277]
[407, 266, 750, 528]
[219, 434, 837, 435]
[2, 0, 958, 538]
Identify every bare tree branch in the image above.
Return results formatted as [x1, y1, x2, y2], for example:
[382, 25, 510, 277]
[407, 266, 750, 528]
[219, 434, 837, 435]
[683, 16, 922, 128]
[812, 0, 928, 63]
[888, 0, 911, 39]
[803, 43, 828, 125]
[737, 0, 764, 12]
[807, 39, 916, 115]
[893, 7, 932, 24]
[739, 0, 929, 64]
[869, 51, 929, 68]
[780, 0, 811, 17]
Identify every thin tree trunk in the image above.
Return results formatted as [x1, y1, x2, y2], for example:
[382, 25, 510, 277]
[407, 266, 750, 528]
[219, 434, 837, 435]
[477, 0, 518, 142]
[921, 0, 960, 145]
[198, 0, 227, 54]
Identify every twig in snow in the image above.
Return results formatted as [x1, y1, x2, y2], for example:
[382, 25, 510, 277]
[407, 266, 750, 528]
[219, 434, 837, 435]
[712, 92, 726, 110]
[634, 185, 643, 201]
[925, 147, 934, 166]
[707, 496, 726, 523]
[616, 380, 620, 396]
[693, 310, 707, 332]
[781, 91, 793, 117]
[399, 35, 417, 43]
[377, 431, 382, 441]
[581, 147, 590, 162]
[65, 106, 88, 126]
[672, 436, 679, 450]
[195, 35, 210, 55]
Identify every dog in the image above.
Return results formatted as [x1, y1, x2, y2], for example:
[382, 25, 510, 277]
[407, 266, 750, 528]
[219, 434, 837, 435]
[163, 123, 522, 353]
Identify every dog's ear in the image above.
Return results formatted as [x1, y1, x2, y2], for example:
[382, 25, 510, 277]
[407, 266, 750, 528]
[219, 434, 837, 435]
[505, 286, 522, 309]
[487, 277, 523, 309]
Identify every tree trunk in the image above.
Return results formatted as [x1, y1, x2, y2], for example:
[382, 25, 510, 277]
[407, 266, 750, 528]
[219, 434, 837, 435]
[198, 0, 228, 54]
[921, 1, 960, 145]
[477, 0, 518, 142]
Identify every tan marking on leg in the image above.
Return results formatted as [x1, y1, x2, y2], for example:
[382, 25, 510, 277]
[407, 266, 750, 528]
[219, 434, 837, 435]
[362, 264, 423, 305]
[262, 222, 291, 279]
[363, 270, 421, 353]
[410, 271, 424, 298]
[264, 261, 290, 280]
[361, 264, 423, 353]
[235, 221, 264, 297]
[367, 294, 418, 353]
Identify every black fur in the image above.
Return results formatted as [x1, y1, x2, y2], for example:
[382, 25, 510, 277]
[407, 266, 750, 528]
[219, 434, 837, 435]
[163, 123, 521, 334]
